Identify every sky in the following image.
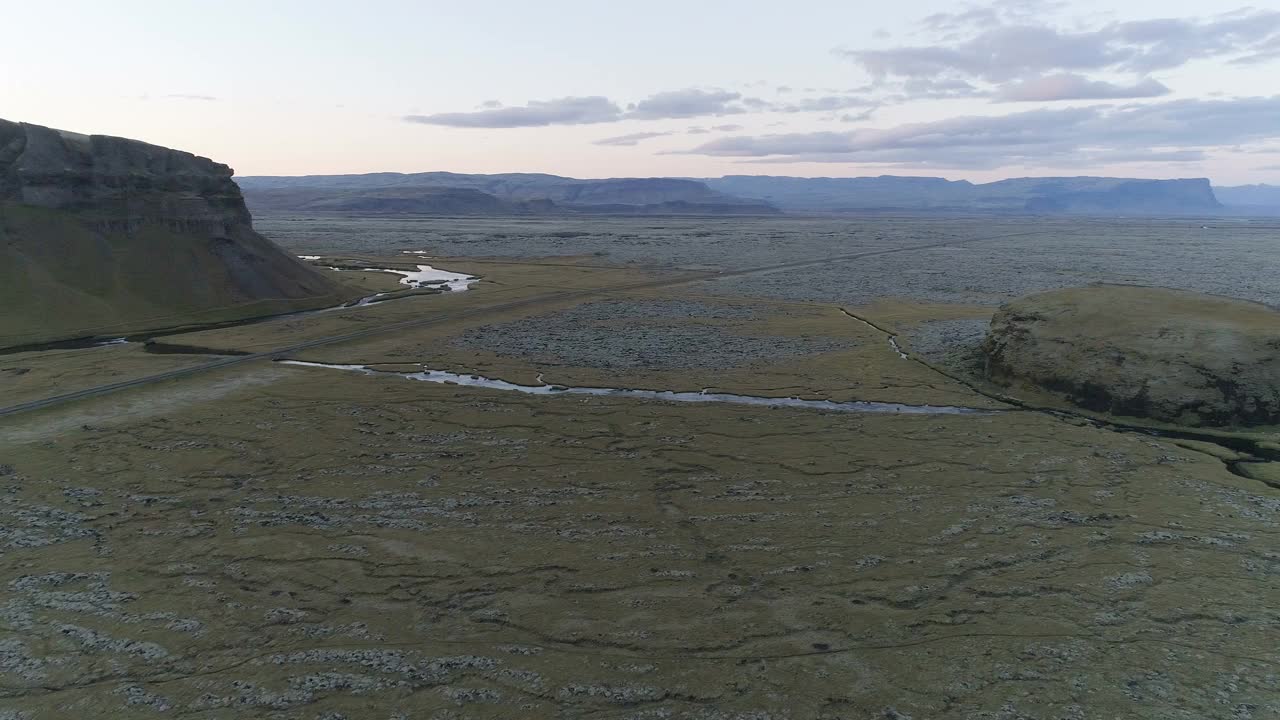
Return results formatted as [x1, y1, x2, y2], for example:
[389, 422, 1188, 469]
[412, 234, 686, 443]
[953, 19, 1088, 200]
[3, 0, 1280, 184]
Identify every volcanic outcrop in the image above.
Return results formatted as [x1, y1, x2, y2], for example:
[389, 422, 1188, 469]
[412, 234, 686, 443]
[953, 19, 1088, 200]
[0, 119, 352, 347]
[983, 286, 1280, 427]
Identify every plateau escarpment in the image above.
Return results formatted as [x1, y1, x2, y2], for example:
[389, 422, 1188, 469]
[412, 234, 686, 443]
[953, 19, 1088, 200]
[0, 119, 353, 347]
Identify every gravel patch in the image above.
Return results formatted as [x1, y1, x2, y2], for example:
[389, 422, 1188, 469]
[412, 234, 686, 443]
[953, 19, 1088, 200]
[263, 215, 1280, 310]
[259, 215, 962, 270]
[453, 299, 849, 369]
[706, 224, 1280, 307]
[900, 317, 991, 371]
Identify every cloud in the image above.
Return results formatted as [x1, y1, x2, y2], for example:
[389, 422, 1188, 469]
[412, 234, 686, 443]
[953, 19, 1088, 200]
[920, 6, 1000, 33]
[677, 96, 1280, 169]
[406, 86, 873, 131]
[840, 109, 877, 123]
[775, 95, 877, 113]
[687, 124, 745, 135]
[1080, 149, 1205, 164]
[995, 74, 1171, 101]
[922, 0, 1065, 34]
[593, 131, 672, 147]
[626, 88, 749, 119]
[406, 88, 763, 128]
[845, 6, 1280, 97]
[1233, 35, 1280, 65]
[900, 77, 982, 99]
[138, 93, 218, 101]
[406, 96, 622, 128]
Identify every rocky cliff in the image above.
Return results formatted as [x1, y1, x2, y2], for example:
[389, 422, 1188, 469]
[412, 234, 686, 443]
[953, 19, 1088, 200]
[0, 119, 353, 347]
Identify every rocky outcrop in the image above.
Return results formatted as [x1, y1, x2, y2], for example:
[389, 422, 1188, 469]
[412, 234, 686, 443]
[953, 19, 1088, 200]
[982, 286, 1280, 427]
[0, 118, 352, 347]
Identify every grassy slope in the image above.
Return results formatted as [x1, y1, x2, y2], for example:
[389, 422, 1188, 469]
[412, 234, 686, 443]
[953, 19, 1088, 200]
[0, 203, 359, 347]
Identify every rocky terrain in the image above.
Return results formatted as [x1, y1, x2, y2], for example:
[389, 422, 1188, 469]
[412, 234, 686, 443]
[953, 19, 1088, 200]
[454, 299, 849, 370]
[0, 119, 353, 348]
[2, 217, 1276, 718]
[983, 286, 1280, 427]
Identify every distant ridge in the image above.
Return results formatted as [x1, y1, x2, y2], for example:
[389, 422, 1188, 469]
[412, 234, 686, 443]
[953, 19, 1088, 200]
[1213, 184, 1280, 215]
[238, 172, 780, 216]
[239, 171, 1234, 217]
[702, 175, 1224, 215]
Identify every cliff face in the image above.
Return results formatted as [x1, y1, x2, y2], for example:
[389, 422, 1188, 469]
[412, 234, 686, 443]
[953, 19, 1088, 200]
[0, 119, 352, 347]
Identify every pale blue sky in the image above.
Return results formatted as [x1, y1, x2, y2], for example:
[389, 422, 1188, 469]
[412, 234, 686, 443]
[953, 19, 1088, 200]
[4, 0, 1279, 182]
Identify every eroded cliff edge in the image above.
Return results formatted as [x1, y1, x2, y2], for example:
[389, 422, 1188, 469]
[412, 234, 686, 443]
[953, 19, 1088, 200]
[0, 119, 352, 347]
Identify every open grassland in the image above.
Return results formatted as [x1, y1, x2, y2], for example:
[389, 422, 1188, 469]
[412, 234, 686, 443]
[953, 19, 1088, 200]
[1, 215, 1277, 718]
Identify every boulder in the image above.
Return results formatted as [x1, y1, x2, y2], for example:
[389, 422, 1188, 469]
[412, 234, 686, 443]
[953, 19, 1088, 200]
[983, 286, 1280, 427]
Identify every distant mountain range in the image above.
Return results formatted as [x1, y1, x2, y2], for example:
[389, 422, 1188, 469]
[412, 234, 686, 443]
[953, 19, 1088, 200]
[705, 176, 1227, 215]
[1212, 184, 1280, 215]
[237, 172, 1280, 217]
[238, 172, 779, 216]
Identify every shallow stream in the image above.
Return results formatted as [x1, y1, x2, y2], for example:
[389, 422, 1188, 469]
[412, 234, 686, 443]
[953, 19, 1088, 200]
[327, 263, 478, 292]
[280, 360, 993, 415]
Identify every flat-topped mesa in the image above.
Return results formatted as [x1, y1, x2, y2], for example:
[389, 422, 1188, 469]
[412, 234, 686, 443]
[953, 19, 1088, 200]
[0, 118, 353, 348]
[0, 119, 252, 236]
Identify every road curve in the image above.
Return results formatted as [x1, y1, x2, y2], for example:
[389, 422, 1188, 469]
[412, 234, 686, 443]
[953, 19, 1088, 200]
[0, 231, 1049, 419]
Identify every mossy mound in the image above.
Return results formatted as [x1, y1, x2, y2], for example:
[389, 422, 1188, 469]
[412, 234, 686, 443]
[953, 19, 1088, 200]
[983, 286, 1280, 427]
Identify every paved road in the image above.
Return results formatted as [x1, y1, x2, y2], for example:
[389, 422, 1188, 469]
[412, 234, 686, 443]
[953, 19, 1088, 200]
[0, 231, 1051, 419]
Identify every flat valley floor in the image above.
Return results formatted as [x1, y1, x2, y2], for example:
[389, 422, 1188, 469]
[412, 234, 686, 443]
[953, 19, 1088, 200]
[1, 216, 1278, 719]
